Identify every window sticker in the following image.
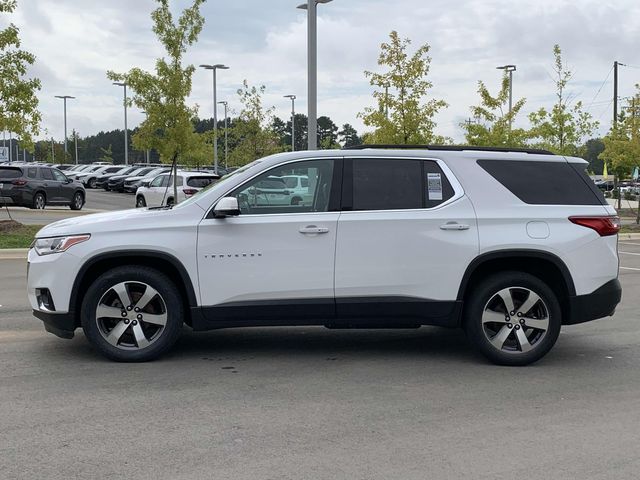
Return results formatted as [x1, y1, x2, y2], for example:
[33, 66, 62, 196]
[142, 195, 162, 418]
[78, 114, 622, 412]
[427, 173, 443, 200]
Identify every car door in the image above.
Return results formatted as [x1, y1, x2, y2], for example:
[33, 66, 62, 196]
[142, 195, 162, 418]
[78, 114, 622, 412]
[39, 168, 61, 202]
[146, 174, 168, 206]
[52, 168, 74, 203]
[196, 157, 342, 323]
[334, 157, 479, 323]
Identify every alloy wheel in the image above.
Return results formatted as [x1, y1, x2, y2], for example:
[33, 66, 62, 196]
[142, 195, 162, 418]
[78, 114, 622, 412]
[481, 286, 550, 354]
[95, 281, 167, 350]
[74, 193, 83, 209]
[34, 194, 45, 209]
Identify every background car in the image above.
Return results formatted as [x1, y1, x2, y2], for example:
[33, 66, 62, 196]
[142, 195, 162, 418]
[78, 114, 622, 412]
[94, 166, 138, 189]
[135, 170, 218, 207]
[123, 167, 171, 193]
[107, 166, 161, 192]
[0, 165, 85, 209]
[80, 165, 129, 188]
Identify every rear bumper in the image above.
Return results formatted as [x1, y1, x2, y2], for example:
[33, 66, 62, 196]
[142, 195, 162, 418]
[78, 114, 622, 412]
[566, 278, 622, 325]
[32, 310, 76, 339]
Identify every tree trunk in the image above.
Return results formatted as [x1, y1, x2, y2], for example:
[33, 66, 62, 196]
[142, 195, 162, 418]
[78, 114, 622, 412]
[173, 163, 178, 205]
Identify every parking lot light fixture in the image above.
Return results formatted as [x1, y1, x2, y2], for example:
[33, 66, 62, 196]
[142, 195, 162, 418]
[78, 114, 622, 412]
[54, 95, 75, 157]
[113, 82, 129, 165]
[200, 64, 229, 175]
[297, 0, 333, 150]
[496, 65, 516, 127]
[284, 95, 296, 151]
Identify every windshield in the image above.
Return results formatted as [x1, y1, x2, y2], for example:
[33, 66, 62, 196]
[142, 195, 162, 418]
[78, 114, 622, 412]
[174, 161, 259, 209]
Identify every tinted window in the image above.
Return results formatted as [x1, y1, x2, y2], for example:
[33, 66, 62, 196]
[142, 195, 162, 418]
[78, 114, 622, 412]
[478, 160, 606, 205]
[352, 159, 422, 210]
[40, 168, 54, 180]
[52, 169, 67, 182]
[230, 159, 335, 214]
[424, 161, 455, 208]
[187, 176, 216, 188]
[0, 167, 22, 179]
[27, 168, 37, 178]
[282, 177, 298, 188]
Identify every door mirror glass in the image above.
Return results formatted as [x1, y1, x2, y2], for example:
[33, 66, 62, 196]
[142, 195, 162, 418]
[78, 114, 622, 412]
[214, 197, 240, 218]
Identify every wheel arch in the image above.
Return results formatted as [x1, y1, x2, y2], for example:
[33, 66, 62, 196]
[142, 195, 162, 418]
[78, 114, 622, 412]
[457, 249, 576, 322]
[70, 250, 198, 328]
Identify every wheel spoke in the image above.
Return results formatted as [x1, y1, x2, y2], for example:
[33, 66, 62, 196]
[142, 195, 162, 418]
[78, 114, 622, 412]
[517, 291, 541, 317]
[497, 288, 515, 313]
[142, 312, 167, 326]
[524, 317, 549, 331]
[482, 310, 508, 324]
[134, 285, 159, 311]
[514, 327, 533, 352]
[490, 325, 512, 350]
[106, 320, 130, 346]
[111, 282, 132, 308]
[132, 323, 150, 348]
[96, 304, 124, 320]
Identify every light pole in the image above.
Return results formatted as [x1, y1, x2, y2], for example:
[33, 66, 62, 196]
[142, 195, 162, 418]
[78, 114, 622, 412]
[496, 65, 516, 127]
[113, 82, 129, 165]
[73, 130, 79, 164]
[200, 64, 229, 175]
[284, 95, 296, 151]
[141, 110, 150, 164]
[217, 101, 229, 169]
[54, 95, 75, 158]
[297, 0, 333, 150]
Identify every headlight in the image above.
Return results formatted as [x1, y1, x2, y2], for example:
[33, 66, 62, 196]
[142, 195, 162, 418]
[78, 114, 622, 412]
[33, 235, 90, 256]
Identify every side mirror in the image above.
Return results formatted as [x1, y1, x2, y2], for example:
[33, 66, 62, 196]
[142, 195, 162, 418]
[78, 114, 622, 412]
[213, 197, 240, 218]
[65, 178, 73, 184]
[141, 180, 150, 187]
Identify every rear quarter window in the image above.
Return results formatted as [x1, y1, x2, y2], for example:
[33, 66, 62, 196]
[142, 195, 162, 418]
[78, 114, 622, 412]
[0, 167, 23, 179]
[187, 177, 216, 188]
[477, 160, 606, 206]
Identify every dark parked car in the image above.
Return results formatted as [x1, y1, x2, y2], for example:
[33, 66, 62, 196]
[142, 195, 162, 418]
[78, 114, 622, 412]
[106, 166, 157, 192]
[94, 166, 138, 189]
[0, 165, 85, 210]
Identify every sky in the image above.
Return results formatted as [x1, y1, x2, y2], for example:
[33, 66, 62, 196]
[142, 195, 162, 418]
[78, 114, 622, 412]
[5, 0, 640, 143]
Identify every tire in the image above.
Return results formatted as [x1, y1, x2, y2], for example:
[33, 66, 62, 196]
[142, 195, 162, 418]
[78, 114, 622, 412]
[136, 195, 146, 208]
[166, 197, 175, 207]
[81, 266, 183, 362]
[31, 192, 46, 210]
[88, 178, 97, 189]
[70, 191, 84, 210]
[463, 271, 561, 366]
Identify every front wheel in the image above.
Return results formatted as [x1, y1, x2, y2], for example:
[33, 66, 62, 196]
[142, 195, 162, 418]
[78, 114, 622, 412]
[88, 178, 97, 189]
[32, 192, 46, 209]
[70, 192, 84, 210]
[81, 266, 183, 362]
[136, 195, 146, 208]
[463, 272, 561, 366]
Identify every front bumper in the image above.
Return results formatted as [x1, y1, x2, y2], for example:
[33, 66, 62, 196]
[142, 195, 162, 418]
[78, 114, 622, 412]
[566, 278, 622, 325]
[32, 310, 76, 339]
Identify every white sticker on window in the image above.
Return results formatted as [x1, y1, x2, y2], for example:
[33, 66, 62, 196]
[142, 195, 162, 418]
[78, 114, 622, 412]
[427, 173, 443, 200]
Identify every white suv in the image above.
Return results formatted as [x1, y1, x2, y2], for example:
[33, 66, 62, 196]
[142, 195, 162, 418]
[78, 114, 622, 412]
[27, 146, 622, 365]
[135, 170, 218, 207]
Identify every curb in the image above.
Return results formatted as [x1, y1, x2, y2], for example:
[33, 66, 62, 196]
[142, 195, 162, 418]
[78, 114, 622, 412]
[619, 232, 640, 240]
[0, 248, 29, 260]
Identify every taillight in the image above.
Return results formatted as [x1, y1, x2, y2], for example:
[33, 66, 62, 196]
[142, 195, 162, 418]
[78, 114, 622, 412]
[12, 179, 27, 186]
[182, 188, 197, 196]
[569, 216, 620, 236]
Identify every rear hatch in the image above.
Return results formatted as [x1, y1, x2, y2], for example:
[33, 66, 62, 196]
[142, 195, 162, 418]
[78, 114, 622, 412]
[0, 167, 24, 192]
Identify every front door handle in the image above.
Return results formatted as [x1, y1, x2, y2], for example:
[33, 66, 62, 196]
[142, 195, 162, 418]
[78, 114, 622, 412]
[440, 222, 470, 231]
[299, 225, 329, 234]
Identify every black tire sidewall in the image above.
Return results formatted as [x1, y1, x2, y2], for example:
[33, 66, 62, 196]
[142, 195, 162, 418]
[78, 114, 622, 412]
[33, 192, 45, 209]
[70, 192, 83, 210]
[464, 272, 562, 366]
[81, 266, 183, 362]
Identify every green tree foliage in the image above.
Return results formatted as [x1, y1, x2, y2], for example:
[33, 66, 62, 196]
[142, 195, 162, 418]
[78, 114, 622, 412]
[359, 31, 448, 145]
[582, 138, 605, 174]
[338, 123, 362, 148]
[228, 80, 283, 166]
[317, 115, 339, 149]
[107, 0, 209, 180]
[0, 0, 41, 151]
[528, 45, 598, 155]
[462, 73, 529, 147]
[99, 144, 113, 163]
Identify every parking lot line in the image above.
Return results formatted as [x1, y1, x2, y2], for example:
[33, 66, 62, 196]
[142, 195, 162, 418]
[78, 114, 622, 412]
[619, 251, 640, 256]
[620, 242, 640, 247]
[620, 266, 640, 271]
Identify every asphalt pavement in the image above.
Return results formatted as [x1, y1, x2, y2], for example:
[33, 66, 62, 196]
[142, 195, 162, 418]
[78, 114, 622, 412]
[1, 244, 639, 479]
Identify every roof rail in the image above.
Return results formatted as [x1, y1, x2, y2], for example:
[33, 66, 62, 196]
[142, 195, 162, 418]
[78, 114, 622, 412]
[343, 144, 554, 155]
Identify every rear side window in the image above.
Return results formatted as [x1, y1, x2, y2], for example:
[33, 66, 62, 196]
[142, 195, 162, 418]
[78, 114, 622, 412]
[187, 176, 215, 188]
[349, 159, 455, 211]
[478, 160, 606, 205]
[0, 167, 23, 179]
[27, 168, 37, 178]
[40, 168, 54, 180]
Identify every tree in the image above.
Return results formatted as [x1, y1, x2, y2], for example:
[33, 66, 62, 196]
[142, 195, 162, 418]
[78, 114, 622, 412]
[272, 116, 289, 150]
[461, 73, 529, 147]
[228, 80, 283, 166]
[0, 0, 42, 152]
[317, 116, 339, 149]
[100, 144, 114, 163]
[358, 31, 448, 145]
[339, 123, 362, 148]
[287, 113, 308, 152]
[107, 0, 208, 202]
[582, 138, 605, 174]
[528, 45, 598, 155]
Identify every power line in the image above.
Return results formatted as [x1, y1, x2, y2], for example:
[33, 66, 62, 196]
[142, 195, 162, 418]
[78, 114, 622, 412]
[586, 64, 613, 111]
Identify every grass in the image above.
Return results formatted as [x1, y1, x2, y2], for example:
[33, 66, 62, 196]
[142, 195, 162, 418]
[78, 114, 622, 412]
[620, 223, 640, 234]
[0, 221, 44, 249]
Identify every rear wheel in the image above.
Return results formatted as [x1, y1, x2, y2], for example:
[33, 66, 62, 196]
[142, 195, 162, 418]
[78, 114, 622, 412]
[464, 272, 561, 366]
[136, 195, 146, 208]
[81, 266, 183, 362]
[70, 191, 84, 210]
[88, 178, 97, 189]
[31, 192, 46, 209]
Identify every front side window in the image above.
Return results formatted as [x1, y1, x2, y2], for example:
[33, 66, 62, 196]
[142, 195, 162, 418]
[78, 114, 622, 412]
[40, 168, 54, 181]
[52, 169, 67, 182]
[228, 159, 335, 215]
[149, 175, 166, 188]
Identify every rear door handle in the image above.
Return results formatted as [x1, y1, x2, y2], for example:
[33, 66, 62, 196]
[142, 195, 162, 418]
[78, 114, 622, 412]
[299, 225, 329, 234]
[440, 222, 470, 231]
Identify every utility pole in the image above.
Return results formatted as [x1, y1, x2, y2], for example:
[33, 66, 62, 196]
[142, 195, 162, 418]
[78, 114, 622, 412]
[284, 95, 296, 151]
[613, 60, 626, 210]
[218, 101, 229, 169]
[54, 95, 75, 158]
[496, 65, 516, 129]
[74, 130, 79, 165]
[113, 82, 129, 165]
[50, 137, 55, 162]
[200, 64, 229, 175]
